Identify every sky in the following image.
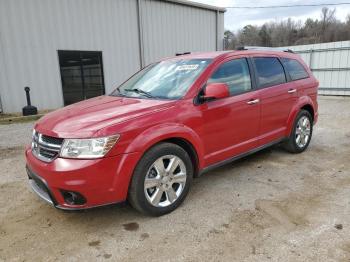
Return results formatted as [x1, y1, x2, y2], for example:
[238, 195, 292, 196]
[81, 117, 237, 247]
[192, 0, 350, 31]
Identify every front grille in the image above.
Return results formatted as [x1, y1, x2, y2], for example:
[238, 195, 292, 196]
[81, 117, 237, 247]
[41, 135, 64, 145]
[39, 147, 58, 159]
[32, 131, 63, 162]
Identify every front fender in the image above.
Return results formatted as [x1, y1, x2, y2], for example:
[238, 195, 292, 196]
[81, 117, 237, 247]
[285, 96, 316, 137]
[108, 123, 204, 201]
[125, 123, 205, 168]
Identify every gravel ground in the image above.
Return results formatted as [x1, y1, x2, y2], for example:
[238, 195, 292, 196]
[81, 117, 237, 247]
[0, 122, 33, 148]
[0, 96, 350, 262]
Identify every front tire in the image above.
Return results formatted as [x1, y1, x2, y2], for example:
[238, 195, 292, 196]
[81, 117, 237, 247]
[128, 143, 193, 216]
[283, 109, 313, 153]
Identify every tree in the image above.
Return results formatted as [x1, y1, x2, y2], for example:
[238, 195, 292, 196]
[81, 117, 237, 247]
[224, 30, 236, 49]
[259, 24, 271, 46]
[223, 8, 350, 50]
[237, 25, 260, 46]
[320, 7, 336, 42]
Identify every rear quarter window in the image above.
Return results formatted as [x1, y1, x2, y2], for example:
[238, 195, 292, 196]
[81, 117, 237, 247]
[281, 58, 309, 81]
[252, 57, 286, 88]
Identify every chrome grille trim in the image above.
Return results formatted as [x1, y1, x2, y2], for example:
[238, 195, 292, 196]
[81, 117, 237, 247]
[38, 134, 62, 150]
[32, 131, 63, 162]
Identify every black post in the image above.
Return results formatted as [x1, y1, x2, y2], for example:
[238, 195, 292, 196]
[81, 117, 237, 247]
[25, 86, 32, 106]
[22, 86, 38, 116]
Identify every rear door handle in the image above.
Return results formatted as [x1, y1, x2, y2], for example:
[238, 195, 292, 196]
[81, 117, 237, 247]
[247, 99, 260, 105]
[288, 89, 297, 94]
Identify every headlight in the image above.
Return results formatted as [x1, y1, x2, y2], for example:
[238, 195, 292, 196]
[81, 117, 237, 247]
[60, 135, 120, 159]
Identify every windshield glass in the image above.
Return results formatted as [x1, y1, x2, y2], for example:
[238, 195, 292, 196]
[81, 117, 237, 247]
[110, 59, 212, 99]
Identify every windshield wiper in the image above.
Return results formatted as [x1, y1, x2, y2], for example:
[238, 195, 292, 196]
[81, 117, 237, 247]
[124, 88, 155, 98]
[112, 87, 127, 97]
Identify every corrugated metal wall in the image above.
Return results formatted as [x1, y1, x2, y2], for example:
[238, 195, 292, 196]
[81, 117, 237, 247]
[217, 10, 225, 50]
[141, 0, 218, 64]
[0, 0, 141, 113]
[286, 41, 350, 96]
[0, 0, 224, 113]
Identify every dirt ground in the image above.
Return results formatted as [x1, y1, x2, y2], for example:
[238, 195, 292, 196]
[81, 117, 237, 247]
[0, 96, 350, 262]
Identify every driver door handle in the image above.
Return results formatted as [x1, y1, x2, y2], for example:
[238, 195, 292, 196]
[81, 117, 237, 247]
[247, 99, 260, 105]
[288, 88, 297, 94]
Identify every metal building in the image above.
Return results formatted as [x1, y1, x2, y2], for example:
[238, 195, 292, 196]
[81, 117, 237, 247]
[286, 41, 350, 96]
[0, 0, 225, 113]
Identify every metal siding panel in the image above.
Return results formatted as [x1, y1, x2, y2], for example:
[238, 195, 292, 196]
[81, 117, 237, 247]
[284, 41, 350, 95]
[298, 53, 309, 66]
[163, 0, 226, 12]
[0, 0, 140, 113]
[0, 31, 8, 112]
[142, 0, 217, 64]
[217, 12, 225, 50]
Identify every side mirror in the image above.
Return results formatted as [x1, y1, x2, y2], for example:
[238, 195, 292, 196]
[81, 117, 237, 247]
[202, 83, 230, 102]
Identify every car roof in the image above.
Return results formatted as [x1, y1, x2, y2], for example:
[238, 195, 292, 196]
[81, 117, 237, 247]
[164, 50, 299, 62]
[162, 51, 230, 61]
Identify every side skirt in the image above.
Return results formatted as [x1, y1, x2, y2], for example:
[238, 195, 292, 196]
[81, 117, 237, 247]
[198, 138, 286, 176]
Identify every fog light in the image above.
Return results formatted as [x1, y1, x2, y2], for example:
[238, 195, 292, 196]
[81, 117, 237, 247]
[61, 190, 86, 205]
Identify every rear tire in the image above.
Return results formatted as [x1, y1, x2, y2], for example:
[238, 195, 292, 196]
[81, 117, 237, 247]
[128, 143, 193, 216]
[283, 109, 313, 153]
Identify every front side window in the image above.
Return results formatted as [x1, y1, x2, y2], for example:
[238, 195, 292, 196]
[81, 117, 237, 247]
[208, 58, 252, 96]
[111, 59, 212, 100]
[253, 57, 286, 88]
[281, 58, 309, 81]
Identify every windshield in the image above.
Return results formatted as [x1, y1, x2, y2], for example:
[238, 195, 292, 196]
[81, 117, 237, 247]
[110, 59, 212, 100]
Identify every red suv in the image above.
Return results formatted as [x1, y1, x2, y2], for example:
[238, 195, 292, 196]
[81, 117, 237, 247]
[25, 48, 318, 216]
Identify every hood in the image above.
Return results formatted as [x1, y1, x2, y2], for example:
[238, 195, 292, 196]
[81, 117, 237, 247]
[35, 95, 175, 138]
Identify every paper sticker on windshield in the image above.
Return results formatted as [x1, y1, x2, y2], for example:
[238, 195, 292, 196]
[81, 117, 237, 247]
[175, 64, 199, 71]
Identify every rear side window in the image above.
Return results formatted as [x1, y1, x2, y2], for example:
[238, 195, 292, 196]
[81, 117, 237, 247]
[281, 58, 309, 81]
[253, 57, 286, 88]
[208, 58, 252, 96]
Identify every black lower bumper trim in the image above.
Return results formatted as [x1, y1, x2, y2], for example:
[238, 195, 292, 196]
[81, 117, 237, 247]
[26, 166, 58, 206]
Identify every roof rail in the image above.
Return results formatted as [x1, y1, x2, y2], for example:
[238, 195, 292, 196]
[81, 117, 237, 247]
[236, 46, 294, 53]
[175, 52, 191, 56]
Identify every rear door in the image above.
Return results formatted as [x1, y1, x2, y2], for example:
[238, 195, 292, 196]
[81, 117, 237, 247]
[199, 56, 261, 166]
[251, 56, 297, 145]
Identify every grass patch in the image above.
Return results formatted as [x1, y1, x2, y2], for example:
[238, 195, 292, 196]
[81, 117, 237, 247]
[0, 110, 52, 125]
[0, 114, 44, 125]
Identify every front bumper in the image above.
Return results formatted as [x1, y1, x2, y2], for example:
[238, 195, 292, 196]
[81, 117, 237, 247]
[25, 148, 141, 210]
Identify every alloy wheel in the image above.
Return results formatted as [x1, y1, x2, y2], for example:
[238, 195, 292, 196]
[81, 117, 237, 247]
[295, 116, 311, 148]
[144, 155, 187, 207]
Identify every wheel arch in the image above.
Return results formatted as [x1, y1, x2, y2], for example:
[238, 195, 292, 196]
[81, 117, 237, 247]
[158, 137, 200, 177]
[300, 104, 314, 122]
[286, 96, 316, 137]
[124, 123, 204, 175]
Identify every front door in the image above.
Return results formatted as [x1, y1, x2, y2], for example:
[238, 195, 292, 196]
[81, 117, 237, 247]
[198, 57, 261, 166]
[58, 50, 105, 105]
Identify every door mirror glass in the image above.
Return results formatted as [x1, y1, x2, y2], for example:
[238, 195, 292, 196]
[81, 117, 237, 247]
[202, 83, 230, 101]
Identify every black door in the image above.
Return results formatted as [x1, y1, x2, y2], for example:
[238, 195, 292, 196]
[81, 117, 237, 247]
[58, 50, 105, 105]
